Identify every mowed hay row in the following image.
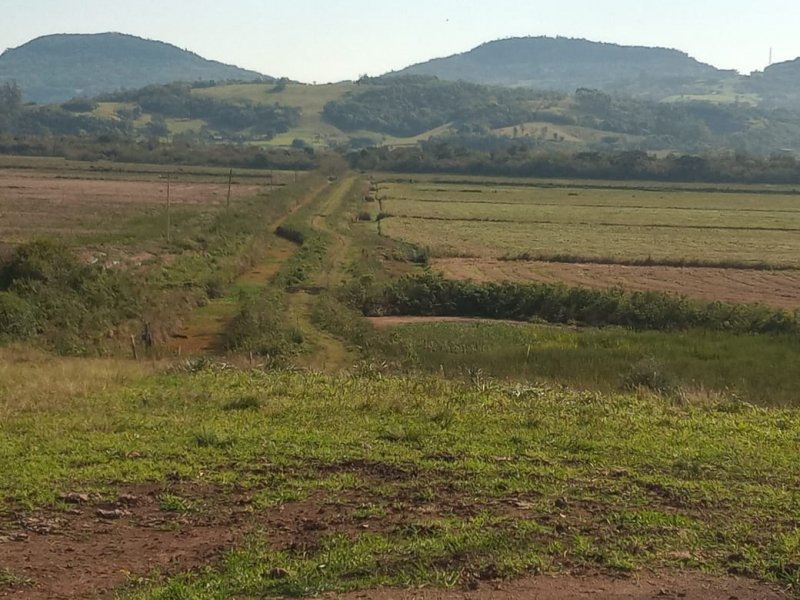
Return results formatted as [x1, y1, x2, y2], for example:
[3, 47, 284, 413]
[380, 181, 800, 211]
[381, 217, 800, 267]
[433, 258, 800, 310]
[381, 198, 800, 230]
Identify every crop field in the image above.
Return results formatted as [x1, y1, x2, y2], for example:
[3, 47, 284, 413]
[378, 180, 800, 304]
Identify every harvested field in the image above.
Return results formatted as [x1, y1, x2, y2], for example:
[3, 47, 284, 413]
[434, 258, 800, 309]
[378, 180, 800, 268]
[381, 217, 800, 266]
[0, 169, 261, 243]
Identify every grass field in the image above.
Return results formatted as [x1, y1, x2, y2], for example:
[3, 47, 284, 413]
[0, 366, 797, 598]
[382, 217, 800, 266]
[382, 320, 800, 406]
[379, 181, 800, 263]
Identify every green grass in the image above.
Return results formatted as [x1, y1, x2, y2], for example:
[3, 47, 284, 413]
[386, 321, 800, 407]
[0, 367, 797, 595]
[192, 83, 453, 148]
[194, 82, 359, 146]
[0, 568, 32, 588]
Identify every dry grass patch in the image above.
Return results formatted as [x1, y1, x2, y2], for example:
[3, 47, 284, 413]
[0, 346, 153, 419]
[433, 258, 800, 309]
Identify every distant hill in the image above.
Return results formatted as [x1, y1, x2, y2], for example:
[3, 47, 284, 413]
[393, 36, 737, 100]
[744, 59, 800, 109]
[0, 33, 269, 103]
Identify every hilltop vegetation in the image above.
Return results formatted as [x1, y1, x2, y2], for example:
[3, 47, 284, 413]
[392, 35, 800, 112]
[745, 59, 800, 109]
[0, 33, 268, 103]
[394, 36, 735, 101]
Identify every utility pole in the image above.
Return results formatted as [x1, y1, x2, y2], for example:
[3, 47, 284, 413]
[166, 172, 172, 245]
[226, 169, 233, 209]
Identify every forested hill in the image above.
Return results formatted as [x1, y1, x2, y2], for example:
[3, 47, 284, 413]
[745, 59, 800, 109]
[392, 36, 737, 100]
[0, 33, 269, 103]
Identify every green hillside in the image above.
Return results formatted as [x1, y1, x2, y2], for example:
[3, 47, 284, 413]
[3, 76, 800, 155]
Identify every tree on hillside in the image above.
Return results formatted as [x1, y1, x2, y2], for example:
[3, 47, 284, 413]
[0, 82, 22, 132]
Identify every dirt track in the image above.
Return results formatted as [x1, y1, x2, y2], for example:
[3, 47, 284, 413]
[434, 258, 800, 309]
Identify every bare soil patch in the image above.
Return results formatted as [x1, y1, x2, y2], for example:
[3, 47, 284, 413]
[434, 258, 800, 309]
[0, 484, 251, 600]
[335, 574, 789, 599]
[0, 460, 791, 600]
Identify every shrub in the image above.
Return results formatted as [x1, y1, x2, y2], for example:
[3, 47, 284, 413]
[0, 240, 142, 353]
[623, 358, 680, 396]
[0, 292, 38, 339]
[223, 290, 303, 358]
[360, 273, 800, 335]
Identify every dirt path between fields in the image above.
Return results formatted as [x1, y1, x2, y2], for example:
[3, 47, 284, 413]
[168, 181, 329, 356]
[286, 175, 360, 372]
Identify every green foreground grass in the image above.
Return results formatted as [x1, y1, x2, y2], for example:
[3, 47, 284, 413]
[1, 365, 798, 597]
[390, 322, 800, 406]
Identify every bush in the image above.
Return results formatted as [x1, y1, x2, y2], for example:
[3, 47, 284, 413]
[0, 292, 38, 339]
[224, 290, 303, 358]
[61, 97, 97, 113]
[0, 240, 142, 353]
[623, 358, 679, 396]
[359, 272, 800, 335]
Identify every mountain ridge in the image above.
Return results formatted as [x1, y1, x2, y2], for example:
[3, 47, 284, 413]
[0, 32, 270, 103]
[391, 36, 739, 100]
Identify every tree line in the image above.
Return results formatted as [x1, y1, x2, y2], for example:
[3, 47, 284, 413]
[350, 144, 800, 184]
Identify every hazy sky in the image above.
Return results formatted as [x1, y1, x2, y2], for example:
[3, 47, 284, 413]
[3, 0, 800, 82]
